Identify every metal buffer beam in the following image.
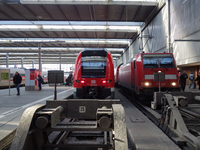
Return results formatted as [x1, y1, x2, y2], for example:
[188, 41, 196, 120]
[10, 99, 128, 150]
[159, 94, 200, 150]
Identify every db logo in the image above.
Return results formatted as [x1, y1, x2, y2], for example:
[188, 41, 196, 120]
[91, 80, 96, 83]
[79, 106, 86, 113]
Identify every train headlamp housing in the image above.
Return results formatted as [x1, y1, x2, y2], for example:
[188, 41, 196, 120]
[107, 80, 112, 83]
[142, 82, 152, 87]
[80, 80, 85, 84]
[171, 82, 176, 86]
[76, 80, 85, 84]
[102, 80, 107, 84]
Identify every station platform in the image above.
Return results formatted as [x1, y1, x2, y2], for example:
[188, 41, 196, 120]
[0, 85, 193, 150]
[0, 85, 73, 149]
[185, 84, 200, 92]
[115, 89, 181, 150]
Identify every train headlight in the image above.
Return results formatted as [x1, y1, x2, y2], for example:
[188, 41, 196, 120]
[102, 80, 107, 84]
[144, 82, 151, 86]
[80, 80, 85, 84]
[171, 82, 176, 86]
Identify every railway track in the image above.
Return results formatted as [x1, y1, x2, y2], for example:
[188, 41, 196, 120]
[118, 88, 200, 150]
[118, 89, 161, 125]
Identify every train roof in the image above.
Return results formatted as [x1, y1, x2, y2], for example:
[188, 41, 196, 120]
[81, 49, 108, 57]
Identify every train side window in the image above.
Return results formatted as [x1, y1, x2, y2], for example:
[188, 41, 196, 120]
[134, 61, 136, 69]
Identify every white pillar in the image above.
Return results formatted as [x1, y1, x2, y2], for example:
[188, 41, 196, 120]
[38, 43, 42, 71]
[32, 60, 34, 68]
[6, 53, 9, 68]
[21, 57, 23, 68]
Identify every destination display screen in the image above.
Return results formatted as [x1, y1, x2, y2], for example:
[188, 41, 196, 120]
[142, 54, 175, 68]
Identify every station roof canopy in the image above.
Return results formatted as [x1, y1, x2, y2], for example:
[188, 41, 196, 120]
[0, 0, 162, 65]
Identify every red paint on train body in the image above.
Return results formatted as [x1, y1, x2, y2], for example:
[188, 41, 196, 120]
[118, 53, 180, 99]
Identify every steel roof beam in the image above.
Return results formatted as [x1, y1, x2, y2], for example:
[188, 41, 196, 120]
[0, 25, 139, 33]
[0, 47, 124, 53]
[0, 53, 121, 57]
[0, 38, 131, 45]
[5, 57, 117, 61]
[20, 0, 158, 6]
[0, 57, 77, 59]
[0, 61, 76, 65]
[0, 21, 143, 26]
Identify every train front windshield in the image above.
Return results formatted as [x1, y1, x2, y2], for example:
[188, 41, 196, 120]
[81, 56, 107, 78]
[143, 54, 175, 68]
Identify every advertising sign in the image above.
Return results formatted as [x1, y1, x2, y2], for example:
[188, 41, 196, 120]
[0, 69, 9, 81]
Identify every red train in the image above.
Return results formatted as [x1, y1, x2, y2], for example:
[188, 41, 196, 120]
[118, 53, 180, 99]
[73, 50, 115, 99]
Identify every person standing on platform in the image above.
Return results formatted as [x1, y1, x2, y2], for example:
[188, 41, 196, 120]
[180, 71, 188, 92]
[189, 72, 195, 89]
[13, 71, 22, 96]
[195, 72, 200, 90]
[37, 75, 43, 91]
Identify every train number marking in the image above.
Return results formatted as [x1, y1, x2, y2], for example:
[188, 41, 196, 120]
[79, 106, 86, 113]
[91, 80, 96, 83]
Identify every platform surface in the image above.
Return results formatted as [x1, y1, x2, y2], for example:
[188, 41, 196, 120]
[1, 86, 183, 150]
[0, 85, 73, 144]
[115, 89, 181, 150]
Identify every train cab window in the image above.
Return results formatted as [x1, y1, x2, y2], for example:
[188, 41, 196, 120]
[81, 56, 107, 78]
[143, 54, 175, 68]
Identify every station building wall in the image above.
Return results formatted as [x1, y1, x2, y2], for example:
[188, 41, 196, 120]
[117, 0, 200, 85]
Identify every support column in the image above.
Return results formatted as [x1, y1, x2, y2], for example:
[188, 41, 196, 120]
[167, 0, 171, 53]
[41, 62, 42, 72]
[59, 53, 61, 70]
[6, 53, 9, 68]
[32, 60, 34, 69]
[38, 43, 42, 71]
[21, 57, 23, 68]
[14, 62, 16, 68]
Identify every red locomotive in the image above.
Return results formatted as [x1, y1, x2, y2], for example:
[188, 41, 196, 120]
[118, 53, 180, 99]
[73, 50, 115, 99]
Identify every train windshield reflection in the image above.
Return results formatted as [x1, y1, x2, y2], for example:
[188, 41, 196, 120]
[143, 54, 175, 68]
[81, 56, 107, 78]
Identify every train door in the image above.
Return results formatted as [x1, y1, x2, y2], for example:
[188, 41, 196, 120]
[131, 60, 136, 87]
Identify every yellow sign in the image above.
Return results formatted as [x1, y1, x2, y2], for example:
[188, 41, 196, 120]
[0, 69, 10, 81]
[1, 72, 9, 80]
